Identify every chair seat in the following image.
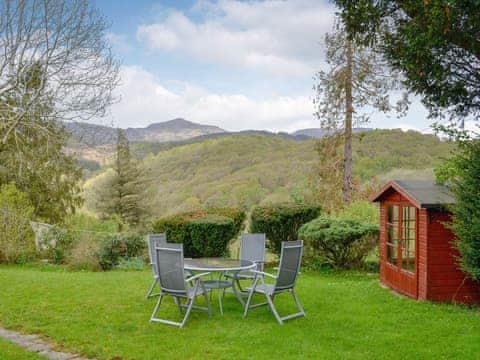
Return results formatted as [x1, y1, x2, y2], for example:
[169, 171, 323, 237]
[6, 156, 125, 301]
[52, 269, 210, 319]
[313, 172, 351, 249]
[186, 285, 209, 298]
[246, 283, 276, 296]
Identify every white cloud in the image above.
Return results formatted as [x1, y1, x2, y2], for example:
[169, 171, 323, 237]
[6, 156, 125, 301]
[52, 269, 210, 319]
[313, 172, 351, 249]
[106, 33, 133, 54]
[103, 65, 315, 131]
[136, 0, 334, 76]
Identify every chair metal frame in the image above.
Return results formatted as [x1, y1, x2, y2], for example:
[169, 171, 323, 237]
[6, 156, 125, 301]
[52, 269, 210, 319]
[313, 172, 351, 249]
[150, 243, 212, 328]
[243, 240, 306, 325]
[145, 233, 166, 299]
[223, 233, 266, 302]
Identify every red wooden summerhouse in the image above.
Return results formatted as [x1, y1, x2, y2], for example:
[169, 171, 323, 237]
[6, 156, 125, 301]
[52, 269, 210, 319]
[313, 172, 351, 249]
[371, 180, 480, 304]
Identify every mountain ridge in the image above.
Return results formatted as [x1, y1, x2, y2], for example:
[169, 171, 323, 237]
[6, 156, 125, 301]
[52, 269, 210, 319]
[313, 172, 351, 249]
[65, 118, 225, 146]
[66, 118, 374, 147]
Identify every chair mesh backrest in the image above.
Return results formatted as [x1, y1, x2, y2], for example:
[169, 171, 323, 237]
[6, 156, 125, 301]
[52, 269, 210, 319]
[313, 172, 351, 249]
[275, 240, 303, 290]
[240, 233, 266, 271]
[155, 243, 186, 294]
[148, 234, 166, 276]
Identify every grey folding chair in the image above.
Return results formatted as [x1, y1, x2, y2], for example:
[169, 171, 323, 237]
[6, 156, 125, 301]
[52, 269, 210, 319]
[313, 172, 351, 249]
[224, 233, 266, 296]
[243, 240, 306, 325]
[150, 243, 212, 328]
[145, 233, 166, 299]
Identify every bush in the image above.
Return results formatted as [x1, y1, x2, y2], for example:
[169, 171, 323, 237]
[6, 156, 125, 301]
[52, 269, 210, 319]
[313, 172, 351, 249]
[0, 184, 35, 264]
[97, 233, 146, 270]
[67, 237, 101, 271]
[40, 226, 75, 264]
[207, 208, 246, 234]
[152, 209, 245, 257]
[250, 203, 321, 254]
[299, 216, 379, 269]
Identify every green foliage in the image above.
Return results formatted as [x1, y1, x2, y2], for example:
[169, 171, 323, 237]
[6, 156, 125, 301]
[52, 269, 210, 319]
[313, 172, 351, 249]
[63, 212, 120, 233]
[152, 209, 245, 257]
[85, 131, 453, 218]
[0, 184, 35, 263]
[0, 65, 83, 223]
[435, 133, 480, 281]
[334, 1, 480, 121]
[250, 203, 321, 254]
[207, 207, 246, 233]
[336, 200, 379, 225]
[353, 130, 453, 181]
[96, 129, 148, 230]
[299, 216, 379, 269]
[40, 226, 75, 264]
[66, 238, 101, 272]
[97, 233, 147, 270]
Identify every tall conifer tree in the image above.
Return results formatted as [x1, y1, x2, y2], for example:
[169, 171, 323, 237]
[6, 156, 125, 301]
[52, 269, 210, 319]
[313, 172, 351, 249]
[99, 129, 146, 230]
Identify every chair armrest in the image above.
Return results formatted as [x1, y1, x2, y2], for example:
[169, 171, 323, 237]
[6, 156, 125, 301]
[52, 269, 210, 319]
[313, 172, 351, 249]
[273, 266, 301, 275]
[185, 272, 211, 282]
[249, 269, 277, 280]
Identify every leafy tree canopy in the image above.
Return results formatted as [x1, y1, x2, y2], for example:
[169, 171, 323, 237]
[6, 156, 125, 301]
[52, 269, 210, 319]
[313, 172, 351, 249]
[333, 0, 480, 122]
[436, 128, 480, 281]
[0, 64, 82, 223]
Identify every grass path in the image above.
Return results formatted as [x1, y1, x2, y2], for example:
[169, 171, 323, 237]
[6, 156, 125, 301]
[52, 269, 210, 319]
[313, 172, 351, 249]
[0, 266, 479, 359]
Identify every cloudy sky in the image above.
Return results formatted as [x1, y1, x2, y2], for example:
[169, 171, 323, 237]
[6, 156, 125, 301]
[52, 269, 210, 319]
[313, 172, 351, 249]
[95, 0, 434, 133]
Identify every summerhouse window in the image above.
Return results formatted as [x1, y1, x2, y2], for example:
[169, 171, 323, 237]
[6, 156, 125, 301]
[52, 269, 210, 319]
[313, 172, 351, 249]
[386, 206, 399, 266]
[386, 205, 416, 273]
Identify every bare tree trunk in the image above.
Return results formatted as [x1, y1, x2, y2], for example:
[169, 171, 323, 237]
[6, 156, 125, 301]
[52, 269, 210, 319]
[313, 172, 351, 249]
[343, 38, 354, 203]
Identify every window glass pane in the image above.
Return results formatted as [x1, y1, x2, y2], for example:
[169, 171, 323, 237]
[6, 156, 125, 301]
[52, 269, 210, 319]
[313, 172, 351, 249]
[409, 207, 415, 219]
[404, 251, 415, 272]
[409, 228, 416, 241]
[387, 225, 397, 245]
[387, 244, 397, 266]
[401, 206, 416, 273]
[388, 206, 399, 223]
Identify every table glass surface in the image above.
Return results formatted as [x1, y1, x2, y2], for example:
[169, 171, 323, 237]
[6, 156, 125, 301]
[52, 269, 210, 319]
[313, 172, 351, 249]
[184, 258, 255, 272]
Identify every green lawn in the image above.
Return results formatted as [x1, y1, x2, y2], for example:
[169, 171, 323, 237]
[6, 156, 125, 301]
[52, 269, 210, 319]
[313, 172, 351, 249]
[0, 338, 45, 360]
[0, 266, 479, 360]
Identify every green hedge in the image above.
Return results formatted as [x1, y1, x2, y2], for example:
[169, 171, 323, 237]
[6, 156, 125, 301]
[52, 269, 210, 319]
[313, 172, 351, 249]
[152, 208, 245, 257]
[299, 216, 379, 269]
[250, 203, 321, 254]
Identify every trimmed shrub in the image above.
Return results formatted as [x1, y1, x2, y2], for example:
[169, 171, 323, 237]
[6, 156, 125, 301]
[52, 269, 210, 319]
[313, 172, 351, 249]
[0, 184, 35, 264]
[208, 207, 246, 234]
[97, 233, 146, 270]
[299, 216, 379, 269]
[152, 208, 245, 257]
[250, 203, 321, 254]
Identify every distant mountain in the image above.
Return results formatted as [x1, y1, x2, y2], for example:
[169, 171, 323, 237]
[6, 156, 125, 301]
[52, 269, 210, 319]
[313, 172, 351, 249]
[65, 118, 225, 146]
[292, 127, 374, 138]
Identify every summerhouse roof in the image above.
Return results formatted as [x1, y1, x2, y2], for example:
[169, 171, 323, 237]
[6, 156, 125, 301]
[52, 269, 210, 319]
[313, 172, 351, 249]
[371, 180, 455, 209]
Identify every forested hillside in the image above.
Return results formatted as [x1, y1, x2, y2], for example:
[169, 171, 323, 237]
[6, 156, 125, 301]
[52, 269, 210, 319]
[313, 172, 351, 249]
[83, 129, 453, 218]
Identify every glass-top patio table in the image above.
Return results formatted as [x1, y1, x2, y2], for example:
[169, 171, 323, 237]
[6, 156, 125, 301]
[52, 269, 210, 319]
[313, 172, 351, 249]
[184, 258, 256, 315]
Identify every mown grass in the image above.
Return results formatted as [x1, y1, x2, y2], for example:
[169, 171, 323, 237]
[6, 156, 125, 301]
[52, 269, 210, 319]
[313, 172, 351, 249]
[0, 338, 45, 359]
[0, 265, 478, 360]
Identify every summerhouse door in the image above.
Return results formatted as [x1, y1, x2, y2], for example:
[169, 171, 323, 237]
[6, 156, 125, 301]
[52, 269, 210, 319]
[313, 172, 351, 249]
[384, 204, 418, 298]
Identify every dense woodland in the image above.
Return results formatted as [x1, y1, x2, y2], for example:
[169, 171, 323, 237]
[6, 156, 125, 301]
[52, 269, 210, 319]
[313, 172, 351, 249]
[83, 129, 453, 218]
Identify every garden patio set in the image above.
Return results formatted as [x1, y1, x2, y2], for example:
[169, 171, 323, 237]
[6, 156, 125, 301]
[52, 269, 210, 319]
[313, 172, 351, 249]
[145, 233, 306, 328]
